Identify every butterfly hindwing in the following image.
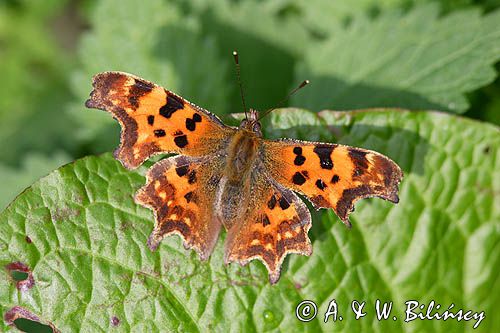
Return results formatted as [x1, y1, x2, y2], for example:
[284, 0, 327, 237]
[224, 175, 312, 284]
[135, 155, 224, 260]
[263, 140, 403, 227]
[85, 71, 234, 169]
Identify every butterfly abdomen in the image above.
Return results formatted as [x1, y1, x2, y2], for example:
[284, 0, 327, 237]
[214, 177, 249, 230]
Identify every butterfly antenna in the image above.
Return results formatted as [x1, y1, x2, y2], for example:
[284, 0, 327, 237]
[258, 79, 310, 121]
[232, 51, 248, 120]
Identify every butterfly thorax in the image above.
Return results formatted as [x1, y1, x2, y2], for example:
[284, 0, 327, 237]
[224, 129, 259, 181]
[222, 108, 262, 185]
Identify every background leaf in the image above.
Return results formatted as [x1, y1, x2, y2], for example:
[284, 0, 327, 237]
[1, 109, 498, 332]
[292, 5, 500, 114]
[182, 0, 310, 110]
[0, 152, 71, 210]
[0, 0, 78, 165]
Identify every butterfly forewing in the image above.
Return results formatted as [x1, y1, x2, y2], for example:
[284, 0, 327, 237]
[262, 139, 402, 227]
[85, 71, 234, 169]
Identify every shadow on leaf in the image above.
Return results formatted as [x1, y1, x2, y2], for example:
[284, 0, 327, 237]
[294, 75, 448, 112]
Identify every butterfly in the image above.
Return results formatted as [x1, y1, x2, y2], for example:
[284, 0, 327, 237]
[85, 64, 402, 284]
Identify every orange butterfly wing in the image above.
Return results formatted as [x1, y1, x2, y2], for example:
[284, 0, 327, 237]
[263, 139, 403, 227]
[85, 71, 234, 169]
[224, 175, 312, 284]
[135, 155, 224, 259]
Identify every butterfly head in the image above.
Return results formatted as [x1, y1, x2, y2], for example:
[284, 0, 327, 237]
[239, 108, 262, 136]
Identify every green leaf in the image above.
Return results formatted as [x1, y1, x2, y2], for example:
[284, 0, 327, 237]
[0, 152, 71, 210]
[466, 70, 500, 126]
[0, 1, 78, 165]
[71, 0, 230, 151]
[1, 109, 498, 331]
[187, 0, 310, 111]
[276, 0, 403, 36]
[293, 5, 500, 114]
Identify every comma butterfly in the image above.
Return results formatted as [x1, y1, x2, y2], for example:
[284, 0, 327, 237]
[85, 55, 402, 284]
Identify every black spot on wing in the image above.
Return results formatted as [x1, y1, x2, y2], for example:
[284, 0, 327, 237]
[147, 115, 155, 125]
[315, 179, 327, 190]
[154, 129, 166, 137]
[292, 172, 306, 185]
[174, 135, 188, 148]
[186, 118, 196, 131]
[267, 195, 277, 209]
[294, 155, 306, 166]
[133, 79, 154, 91]
[331, 174, 340, 184]
[128, 79, 154, 108]
[279, 197, 290, 210]
[175, 165, 189, 177]
[184, 191, 193, 203]
[185, 113, 202, 132]
[293, 146, 306, 165]
[313, 145, 334, 170]
[159, 93, 184, 119]
[193, 113, 202, 122]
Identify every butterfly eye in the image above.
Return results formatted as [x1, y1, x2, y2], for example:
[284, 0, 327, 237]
[252, 122, 261, 133]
